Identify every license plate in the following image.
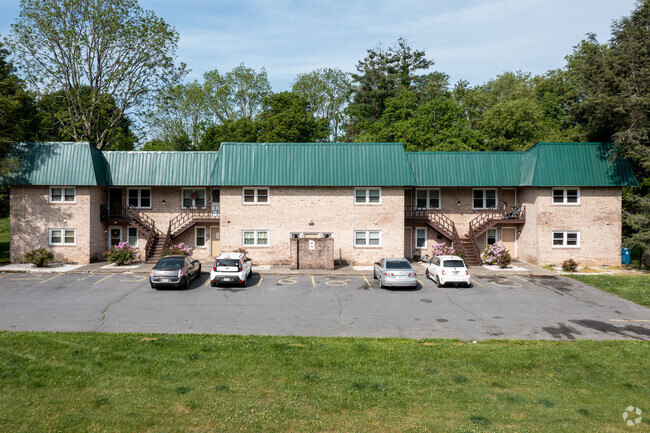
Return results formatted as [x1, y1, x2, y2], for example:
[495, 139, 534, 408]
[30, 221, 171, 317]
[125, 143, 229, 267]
[453, 271, 459, 275]
[161, 278, 170, 283]
[223, 277, 231, 281]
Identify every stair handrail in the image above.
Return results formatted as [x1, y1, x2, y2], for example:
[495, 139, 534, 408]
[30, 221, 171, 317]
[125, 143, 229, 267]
[125, 206, 164, 237]
[169, 207, 215, 238]
[405, 206, 456, 240]
[163, 224, 172, 251]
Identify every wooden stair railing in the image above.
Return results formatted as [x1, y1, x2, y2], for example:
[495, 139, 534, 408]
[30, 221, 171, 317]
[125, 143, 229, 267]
[124, 206, 164, 261]
[168, 207, 215, 239]
[405, 206, 467, 258]
[466, 205, 526, 265]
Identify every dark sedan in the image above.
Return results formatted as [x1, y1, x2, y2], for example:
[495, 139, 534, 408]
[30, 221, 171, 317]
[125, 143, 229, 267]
[150, 255, 201, 289]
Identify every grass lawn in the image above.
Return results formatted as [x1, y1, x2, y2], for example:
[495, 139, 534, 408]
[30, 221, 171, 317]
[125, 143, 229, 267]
[0, 332, 648, 432]
[569, 274, 650, 308]
[0, 217, 8, 263]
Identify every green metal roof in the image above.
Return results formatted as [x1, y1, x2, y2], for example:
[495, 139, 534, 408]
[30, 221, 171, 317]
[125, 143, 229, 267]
[520, 142, 639, 186]
[407, 152, 526, 186]
[2, 141, 638, 187]
[103, 151, 220, 186]
[213, 142, 416, 186]
[2, 142, 106, 185]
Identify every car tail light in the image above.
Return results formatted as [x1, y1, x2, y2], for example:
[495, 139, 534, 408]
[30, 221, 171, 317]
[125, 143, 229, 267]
[465, 270, 469, 275]
[441, 270, 446, 275]
[238, 261, 243, 272]
[384, 272, 394, 277]
[150, 270, 154, 276]
[213, 261, 217, 271]
[408, 273, 415, 277]
[178, 269, 184, 278]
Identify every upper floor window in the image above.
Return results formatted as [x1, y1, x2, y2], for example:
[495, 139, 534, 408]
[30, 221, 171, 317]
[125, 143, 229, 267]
[416, 189, 440, 209]
[355, 188, 381, 204]
[49, 187, 75, 203]
[473, 189, 497, 209]
[552, 188, 580, 205]
[182, 189, 205, 208]
[128, 188, 151, 208]
[552, 230, 580, 247]
[243, 188, 269, 204]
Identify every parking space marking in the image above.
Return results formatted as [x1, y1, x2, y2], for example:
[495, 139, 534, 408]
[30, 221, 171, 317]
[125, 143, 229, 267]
[119, 275, 148, 283]
[0, 273, 8, 280]
[78, 274, 92, 281]
[94, 274, 113, 285]
[257, 276, 263, 287]
[8, 274, 42, 280]
[325, 277, 349, 286]
[203, 276, 212, 287]
[363, 275, 370, 287]
[278, 277, 298, 285]
[39, 274, 61, 284]
[311, 275, 316, 288]
[513, 275, 530, 284]
[471, 278, 483, 287]
[417, 278, 424, 286]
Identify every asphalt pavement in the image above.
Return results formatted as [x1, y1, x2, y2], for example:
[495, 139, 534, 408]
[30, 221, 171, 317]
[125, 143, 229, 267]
[0, 272, 648, 340]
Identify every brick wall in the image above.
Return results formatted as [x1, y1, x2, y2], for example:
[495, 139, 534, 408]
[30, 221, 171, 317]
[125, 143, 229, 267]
[289, 238, 334, 269]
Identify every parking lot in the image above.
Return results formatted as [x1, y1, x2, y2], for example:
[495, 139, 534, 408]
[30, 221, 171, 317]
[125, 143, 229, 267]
[0, 271, 648, 340]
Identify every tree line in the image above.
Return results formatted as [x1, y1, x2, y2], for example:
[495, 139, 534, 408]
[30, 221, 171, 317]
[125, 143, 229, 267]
[0, 0, 648, 254]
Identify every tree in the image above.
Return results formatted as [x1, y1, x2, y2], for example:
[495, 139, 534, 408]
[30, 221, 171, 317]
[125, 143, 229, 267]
[11, 0, 184, 150]
[39, 86, 136, 150]
[198, 118, 259, 151]
[566, 0, 650, 254]
[292, 68, 351, 141]
[257, 92, 328, 143]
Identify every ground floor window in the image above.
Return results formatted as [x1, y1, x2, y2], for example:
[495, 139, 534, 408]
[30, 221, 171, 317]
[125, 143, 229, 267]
[415, 228, 427, 249]
[243, 230, 269, 246]
[49, 228, 75, 245]
[552, 230, 580, 247]
[354, 230, 381, 247]
[127, 227, 138, 246]
[486, 228, 498, 245]
[195, 226, 207, 248]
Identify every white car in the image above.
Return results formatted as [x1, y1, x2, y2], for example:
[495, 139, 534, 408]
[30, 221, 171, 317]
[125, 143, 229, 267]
[425, 255, 471, 287]
[210, 252, 252, 287]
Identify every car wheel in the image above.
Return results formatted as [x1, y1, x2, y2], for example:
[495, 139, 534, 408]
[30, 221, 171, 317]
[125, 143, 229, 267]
[373, 270, 377, 280]
[425, 269, 430, 280]
[379, 276, 384, 288]
[435, 276, 442, 288]
[197, 265, 202, 276]
[185, 276, 190, 290]
[210, 280, 217, 287]
[242, 275, 247, 287]
[150, 283, 156, 289]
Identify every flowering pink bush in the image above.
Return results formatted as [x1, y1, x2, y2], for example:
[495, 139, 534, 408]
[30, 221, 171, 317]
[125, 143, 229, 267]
[162, 242, 194, 257]
[481, 243, 511, 268]
[431, 243, 456, 256]
[105, 241, 140, 265]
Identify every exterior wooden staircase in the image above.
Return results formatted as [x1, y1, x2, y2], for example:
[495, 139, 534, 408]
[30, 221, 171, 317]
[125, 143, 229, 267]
[405, 206, 464, 256]
[162, 207, 220, 251]
[124, 207, 165, 263]
[465, 205, 526, 265]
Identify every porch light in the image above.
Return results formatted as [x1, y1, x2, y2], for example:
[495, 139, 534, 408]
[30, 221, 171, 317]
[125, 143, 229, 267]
[309, 220, 314, 226]
[162, 200, 166, 205]
[104, 229, 108, 234]
[457, 201, 461, 206]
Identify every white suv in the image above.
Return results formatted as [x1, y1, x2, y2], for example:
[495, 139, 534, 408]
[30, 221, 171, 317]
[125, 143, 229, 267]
[425, 255, 471, 287]
[210, 252, 252, 287]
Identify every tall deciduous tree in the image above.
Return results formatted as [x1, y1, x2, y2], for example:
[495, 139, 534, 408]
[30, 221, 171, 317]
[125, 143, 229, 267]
[257, 92, 328, 143]
[292, 68, 351, 141]
[11, 0, 184, 150]
[566, 0, 650, 254]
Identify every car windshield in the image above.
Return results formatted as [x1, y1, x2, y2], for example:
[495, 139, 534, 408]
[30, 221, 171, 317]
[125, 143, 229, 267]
[217, 259, 240, 267]
[155, 258, 184, 268]
[385, 261, 412, 269]
[443, 260, 465, 268]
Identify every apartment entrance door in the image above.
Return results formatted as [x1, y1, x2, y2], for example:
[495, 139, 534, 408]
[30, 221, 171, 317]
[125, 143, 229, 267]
[210, 226, 220, 258]
[501, 227, 516, 258]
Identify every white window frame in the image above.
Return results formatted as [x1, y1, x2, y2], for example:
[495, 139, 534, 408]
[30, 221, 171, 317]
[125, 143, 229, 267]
[49, 228, 76, 245]
[49, 186, 76, 204]
[353, 230, 382, 247]
[415, 227, 427, 249]
[242, 230, 269, 247]
[354, 188, 382, 205]
[182, 188, 206, 209]
[552, 230, 581, 248]
[486, 228, 498, 246]
[415, 189, 441, 209]
[472, 188, 498, 210]
[127, 226, 139, 247]
[552, 188, 581, 205]
[290, 232, 303, 239]
[127, 188, 152, 209]
[195, 226, 207, 248]
[242, 187, 270, 204]
[321, 232, 333, 238]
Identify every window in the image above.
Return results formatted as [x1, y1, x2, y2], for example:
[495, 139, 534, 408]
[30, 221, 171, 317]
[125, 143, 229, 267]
[49, 187, 76, 203]
[195, 226, 206, 248]
[416, 189, 440, 209]
[182, 189, 206, 208]
[354, 230, 381, 247]
[486, 228, 498, 245]
[49, 228, 75, 245]
[321, 232, 333, 238]
[552, 188, 580, 205]
[473, 189, 497, 209]
[128, 188, 151, 208]
[552, 230, 580, 247]
[242, 188, 269, 204]
[127, 227, 138, 247]
[415, 228, 427, 249]
[354, 188, 381, 204]
[243, 230, 269, 246]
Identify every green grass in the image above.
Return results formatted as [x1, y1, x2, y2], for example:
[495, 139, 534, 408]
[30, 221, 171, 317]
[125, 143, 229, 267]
[0, 332, 648, 432]
[0, 216, 8, 263]
[570, 274, 650, 308]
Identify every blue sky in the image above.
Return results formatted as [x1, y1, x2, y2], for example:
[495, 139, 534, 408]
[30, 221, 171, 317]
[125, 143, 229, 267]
[0, 0, 638, 91]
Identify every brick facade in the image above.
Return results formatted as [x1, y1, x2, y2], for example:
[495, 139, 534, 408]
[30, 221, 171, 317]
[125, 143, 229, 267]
[290, 238, 335, 270]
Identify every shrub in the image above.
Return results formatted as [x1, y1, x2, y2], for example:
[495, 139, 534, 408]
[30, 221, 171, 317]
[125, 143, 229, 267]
[482, 244, 511, 268]
[561, 258, 579, 272]
[24, 248, 54, 267]
[105, 242, 140, 265]
[431, 243, 456, 257]
[162, 242, 193, 257]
